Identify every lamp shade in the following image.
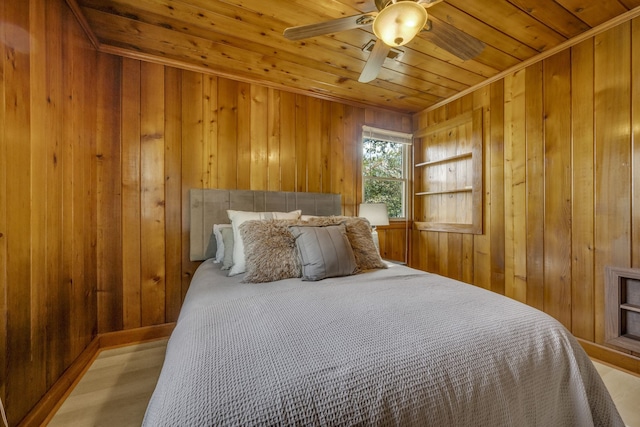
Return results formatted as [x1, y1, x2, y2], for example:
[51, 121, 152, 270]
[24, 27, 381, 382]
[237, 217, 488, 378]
[372, 1, 428, 47]
[358, 203, 390, 227]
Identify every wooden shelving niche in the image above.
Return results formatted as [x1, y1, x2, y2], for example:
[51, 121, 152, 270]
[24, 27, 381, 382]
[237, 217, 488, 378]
[413, 109, 483, 234]
[606, 266, 640, 354]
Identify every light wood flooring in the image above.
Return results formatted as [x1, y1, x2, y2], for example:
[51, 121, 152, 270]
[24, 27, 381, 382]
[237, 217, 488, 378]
[47, 339, 168, 427]
[48, 339, 640, 426]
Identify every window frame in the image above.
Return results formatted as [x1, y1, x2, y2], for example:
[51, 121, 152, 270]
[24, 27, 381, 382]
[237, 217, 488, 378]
[361, 126, 412, 220]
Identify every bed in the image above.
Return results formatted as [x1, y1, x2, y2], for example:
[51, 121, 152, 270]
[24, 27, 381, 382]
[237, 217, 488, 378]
[143, 190, 623, 426]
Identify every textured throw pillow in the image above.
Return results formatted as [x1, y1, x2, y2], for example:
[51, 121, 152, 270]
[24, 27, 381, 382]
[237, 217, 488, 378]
[220, 226, 235, 270]
[289, 224, 357, 281]
[303, 216, 387, 272]
[227, 209, 302, 276]
[213, 224, 232, 263]
[240, 220, 301, 283]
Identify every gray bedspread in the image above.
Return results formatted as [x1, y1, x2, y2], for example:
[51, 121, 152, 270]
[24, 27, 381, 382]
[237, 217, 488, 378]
[143, 261, 623, 426]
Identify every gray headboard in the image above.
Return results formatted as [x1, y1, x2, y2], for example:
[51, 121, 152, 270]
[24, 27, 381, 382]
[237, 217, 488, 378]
[190, 189, 342, 261]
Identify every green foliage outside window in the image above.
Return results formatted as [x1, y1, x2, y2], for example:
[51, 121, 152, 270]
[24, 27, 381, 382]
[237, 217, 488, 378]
[362, 138, 406, 218]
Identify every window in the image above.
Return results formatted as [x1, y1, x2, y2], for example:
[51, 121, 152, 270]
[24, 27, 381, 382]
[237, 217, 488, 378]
[362, 126, 412, 219]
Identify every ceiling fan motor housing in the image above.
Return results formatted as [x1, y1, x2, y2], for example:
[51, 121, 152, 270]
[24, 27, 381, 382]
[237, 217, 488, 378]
[372, 1, 428, 47]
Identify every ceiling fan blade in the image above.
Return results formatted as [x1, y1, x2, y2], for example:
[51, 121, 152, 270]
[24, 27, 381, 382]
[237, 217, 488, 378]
[417, 0, 444, 8]
[283, 13, 376, 41]
[359, 39, 391, 83]
[422, 16, 485, 61]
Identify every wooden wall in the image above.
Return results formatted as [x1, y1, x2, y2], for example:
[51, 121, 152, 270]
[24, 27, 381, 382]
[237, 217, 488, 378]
[1, 1, 410, 424]
[97, 60, 412, 334]
[0, 0, 121, 424]
[412, 17, 640, 366]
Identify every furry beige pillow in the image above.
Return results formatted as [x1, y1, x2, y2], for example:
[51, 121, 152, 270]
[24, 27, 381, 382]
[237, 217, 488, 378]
[239, 219, 301, 283]
[303, 216, 388, 272]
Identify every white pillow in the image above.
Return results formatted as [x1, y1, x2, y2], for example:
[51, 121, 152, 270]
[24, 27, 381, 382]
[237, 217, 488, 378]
[213, 224, 232, 263]
[227, 209, 302, 276]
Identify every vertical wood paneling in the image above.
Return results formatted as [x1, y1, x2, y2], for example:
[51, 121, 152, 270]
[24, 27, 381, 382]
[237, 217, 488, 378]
[30, 0, 49, 398]
[164, 68, 183, 323]
[571, 39, 596, 340]
[60, 6, 76, 370]
[321, 101, 332, 194]
[632, 18, 640, 270]
[295, 95, 308, 192]
[342, 106, 364, 216]
[330, 103, 346, 195]
[121, 58, 142, 329]
[96, 53, 122, 334]
[462, 234, 474, 283]
[490, 82, 506, 295]
[180, 71, 204, 300]
[307, 98, 323, 193]
[1, 0, 112, 422]
[0, 0, 7, 406]
[237, 82, 251, 190]
[217, 78, 238, 190]
[203, 75, 218, 189]
[543, 50, 572, 329]
[524, 62, 545, 311]
[250, 85, 268, 190]
[140, 62, 166, 326]
[83, 42, 99, 353]
[68, 10, 90, 357]
[267, 88, 281, 191]
[280, 91, 296, 192]
[472, 86, 492, 290]
[594, 22, 632, 343]
[447, 233, 462, 281]
[5, 1, 35, 420]
[503, 69, 527, 303]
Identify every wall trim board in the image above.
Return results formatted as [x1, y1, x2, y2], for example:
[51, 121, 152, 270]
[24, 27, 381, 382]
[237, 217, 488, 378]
[17, 338, 100, 427]
[98, 323, 175, 349]
[98, 44, 414, 115]
[17, 323, 175, 427]
[63, 0, 100, 49]
[579, 339, 640, 377]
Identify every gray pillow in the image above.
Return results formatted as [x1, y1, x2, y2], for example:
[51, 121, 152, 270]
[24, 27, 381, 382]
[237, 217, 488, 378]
[302, 216, 387, 272]
[204, 230, 217, 260]
[220, 227, 235, 270]
[240, 220, 301, 283]
[289, 224, 357, 281]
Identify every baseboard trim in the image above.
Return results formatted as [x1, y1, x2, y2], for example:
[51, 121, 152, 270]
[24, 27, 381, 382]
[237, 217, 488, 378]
[19, 323, 175, 427]
[99, 323, 176, 349]
[578, 338, 640, 377]
[18, 338, 100, 427]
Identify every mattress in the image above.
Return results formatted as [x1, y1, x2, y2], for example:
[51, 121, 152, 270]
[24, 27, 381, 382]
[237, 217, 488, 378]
[143, 260, 623, 426]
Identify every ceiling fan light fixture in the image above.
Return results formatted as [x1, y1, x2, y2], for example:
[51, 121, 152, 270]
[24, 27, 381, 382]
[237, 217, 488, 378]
[372, 1, 428, 47]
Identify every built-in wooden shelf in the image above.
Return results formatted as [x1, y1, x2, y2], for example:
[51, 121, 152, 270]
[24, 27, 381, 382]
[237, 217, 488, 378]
[412, 109, 483, 234]
[415, 152, 472, 168]
[415, 186, 473, 196]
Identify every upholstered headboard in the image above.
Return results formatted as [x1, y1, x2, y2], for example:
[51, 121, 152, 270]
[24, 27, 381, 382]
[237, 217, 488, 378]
[189, 189, 342, 261]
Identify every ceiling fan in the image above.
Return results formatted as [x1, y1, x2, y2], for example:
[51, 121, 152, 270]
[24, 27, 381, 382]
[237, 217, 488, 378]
[283, 0, 485, 83]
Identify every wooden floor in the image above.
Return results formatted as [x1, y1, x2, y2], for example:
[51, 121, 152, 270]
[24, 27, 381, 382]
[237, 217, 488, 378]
[47, 339, 168, 427]
[47, 339, 640, 426]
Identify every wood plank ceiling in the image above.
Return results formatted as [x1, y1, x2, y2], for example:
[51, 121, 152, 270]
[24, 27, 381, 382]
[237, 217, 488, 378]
[71, 0, 640, 113]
